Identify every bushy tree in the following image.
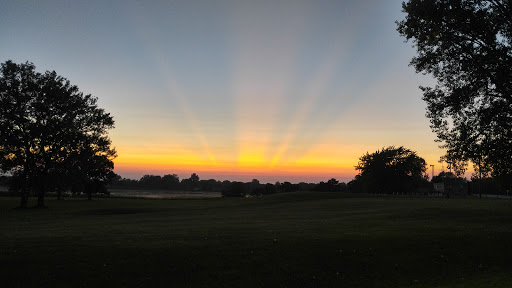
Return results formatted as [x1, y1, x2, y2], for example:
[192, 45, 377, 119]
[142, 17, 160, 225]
[431, 171, 456, 183]
[199, 179, 220, 191]
[221, 181, 245, 197]
[162, 174, 180, 189]
[397, 0, 512, 187]
[263, 183, 277, 195]
[280, 182, 296, 193]
[354, 146, 427, 194]
[139, 175, 162, 187]
[189, 173, 200, 191]
[0, 61, 116, 207]
[181, 173, 200, 191]
[314, 178, 346, 192]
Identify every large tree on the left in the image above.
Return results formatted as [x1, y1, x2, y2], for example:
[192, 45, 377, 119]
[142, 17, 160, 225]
[0, 60, 116, 208]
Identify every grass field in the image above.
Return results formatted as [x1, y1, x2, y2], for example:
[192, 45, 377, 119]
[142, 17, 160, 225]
[1, 192, 512, 287]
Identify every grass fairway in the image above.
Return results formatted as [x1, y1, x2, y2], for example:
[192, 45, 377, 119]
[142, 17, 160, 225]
[1, 192, 512, 287]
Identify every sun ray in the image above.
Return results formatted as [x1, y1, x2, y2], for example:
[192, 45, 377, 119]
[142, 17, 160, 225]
[121, 3, 219, 166]
[267, 2, 379, 168]
[269, 37, 349, 167]
[229, 1, 312, 168]
[268, 1, 383, 168]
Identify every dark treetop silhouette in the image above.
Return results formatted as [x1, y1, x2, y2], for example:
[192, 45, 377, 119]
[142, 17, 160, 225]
[351, 146, 428, 194]
[0, 60, 116, 208]
[397, 0, 512, 189]
[110, 173, 349, 197]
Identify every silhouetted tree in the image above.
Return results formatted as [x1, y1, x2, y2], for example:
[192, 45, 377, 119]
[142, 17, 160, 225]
[297, 182, 315, 191]
[189, 173, 200, 191]
[109, 175, 139, 188]
[469, 176, 506, 197]
[221, 180, 232, 192]
[247, 179, 265, 196]
[247, 179, 262, 195]
[280, 182, 296, 193]
[140, 175, 162, 188]
[222, 181, 245, 197]
[250, 179, 260, 186]
[432, 171, 456, 183]
[162, 174, 180, 189]
[0, 175, 8, 185]
[264, 183, 277, 195]
[313, 179, 345, 192]
[200, 179, 220, 191]
[190, 173, 200, 182]
[338, 182, 348, 192]
[0, 61, 116, 208]
[327, 178, 339, 191]
[314, 181, 329, 192]
[84, 179, 109, 200]
[74, 144, 116, 200]
[48, 168, 69, 200]
[275, 181, 281, 192]
[7, 173, 25, 196]
[397, 0, 512, 187]
[354, 146, 427, 194]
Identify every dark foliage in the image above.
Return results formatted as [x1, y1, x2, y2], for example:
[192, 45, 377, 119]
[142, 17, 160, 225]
[0, 60, 116, 207]
[221, 181, 246, 197]
[181, 173, 201, 191]
[264, 183, 277, 194]
[397, 0, 512, 187]
[199, 179, 222, 192]
[280, 181, 297, 193]
[0, 175, 8, 185]
[352, 146, 428, 194]
[469, 174, 512, 196]
[111, 173, 351, 196]
[313, 178, 347, 192]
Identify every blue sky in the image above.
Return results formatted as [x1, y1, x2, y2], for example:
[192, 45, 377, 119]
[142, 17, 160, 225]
[0, 0, 446, 183]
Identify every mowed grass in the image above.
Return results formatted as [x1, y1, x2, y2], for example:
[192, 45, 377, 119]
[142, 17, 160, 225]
[1, 192, 512, 287]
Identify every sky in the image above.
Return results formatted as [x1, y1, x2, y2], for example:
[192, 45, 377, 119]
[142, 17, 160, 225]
[1, 0, 448, 183]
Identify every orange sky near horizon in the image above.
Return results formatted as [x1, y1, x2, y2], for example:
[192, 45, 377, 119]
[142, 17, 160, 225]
[110, 121, 449, 183]
[112, 142, 359, 182]
[1, 0, 465, 183]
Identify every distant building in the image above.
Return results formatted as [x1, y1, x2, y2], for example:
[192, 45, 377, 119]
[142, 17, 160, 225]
[433, 179, 468, 195]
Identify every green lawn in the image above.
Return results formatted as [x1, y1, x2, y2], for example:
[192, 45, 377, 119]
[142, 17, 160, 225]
[1, 192, 511, 287]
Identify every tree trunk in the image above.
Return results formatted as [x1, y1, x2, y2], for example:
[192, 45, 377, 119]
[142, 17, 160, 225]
[37, 189, 46, 208]
[19, 189, 29, 209]
[479, 171, 482, 199]
[57, 187, 62, 200]
[18, 170, 30, 209]
[35, 174, 47, 208]
[36, 179, 46, 208]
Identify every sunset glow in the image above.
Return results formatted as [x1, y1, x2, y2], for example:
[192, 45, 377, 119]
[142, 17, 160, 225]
[1, 0, 451, 183]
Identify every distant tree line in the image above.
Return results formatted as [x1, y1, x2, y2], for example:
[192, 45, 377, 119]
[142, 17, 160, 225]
[84, 146, 512, 197]
[110, 173, 348, 197]
[4, 144, 508, 202]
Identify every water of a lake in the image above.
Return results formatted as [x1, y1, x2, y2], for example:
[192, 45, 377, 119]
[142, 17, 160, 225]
[108, 188, 221, 199]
